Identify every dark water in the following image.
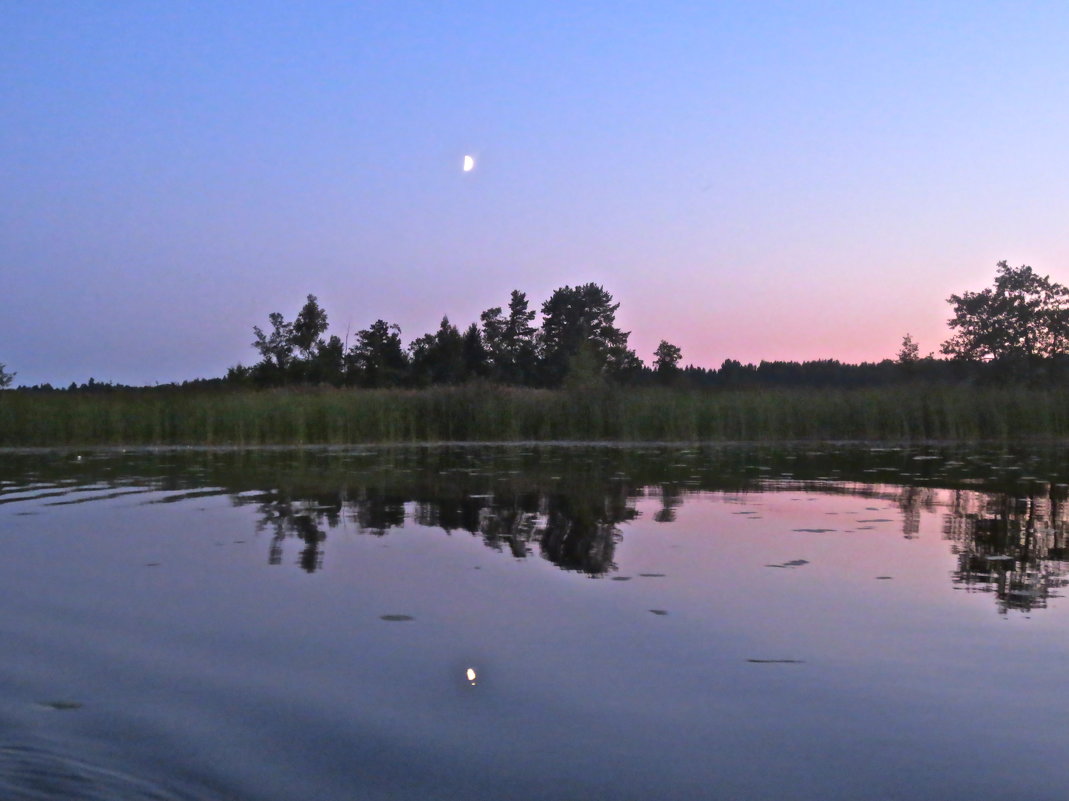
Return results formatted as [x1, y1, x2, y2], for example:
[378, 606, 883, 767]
[2, 444, 1069, 800]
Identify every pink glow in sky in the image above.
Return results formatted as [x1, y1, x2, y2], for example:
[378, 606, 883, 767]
[4, 3, 1069, 385]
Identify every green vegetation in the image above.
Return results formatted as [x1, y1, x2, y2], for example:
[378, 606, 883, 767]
[3, 384, 1068, 446]
[6, 263, 1069, 446]
[942, 262, 1069, 361]
[234, 283, 645, 389]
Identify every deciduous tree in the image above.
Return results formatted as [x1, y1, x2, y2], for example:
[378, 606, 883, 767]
[252, 312, 295, 371]
[942, 262, 1069, 361]
[897, 334, 920, 365]
[653, 340, 682, 382]
[291, 294, 329, 359]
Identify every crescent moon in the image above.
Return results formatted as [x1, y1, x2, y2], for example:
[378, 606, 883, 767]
[463, 155, 475, 172]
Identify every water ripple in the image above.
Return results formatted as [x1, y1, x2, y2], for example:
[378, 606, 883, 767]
[0, 744, 215, 801]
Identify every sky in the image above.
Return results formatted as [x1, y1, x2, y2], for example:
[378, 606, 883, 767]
[3, 1, 1069, 387]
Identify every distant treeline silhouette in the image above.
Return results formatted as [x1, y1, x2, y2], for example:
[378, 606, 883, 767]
[10, 262, 1069, 392]
[226, 265, 1069, 390]
[230, 283, 658, 389]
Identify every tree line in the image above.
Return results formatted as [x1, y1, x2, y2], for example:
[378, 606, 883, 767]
[228, 264, 1069, 391]
[230, 283, 686, 389]
[7, 262, 1069, 392]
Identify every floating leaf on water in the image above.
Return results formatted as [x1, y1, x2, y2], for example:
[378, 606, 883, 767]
[856, 519, 892, 523]
[38, 701, 82, 710]
[144, 562, 160, 567]
[379, 614, 415, 622]
[649, 609, 669, 616]
[793, 528, 834, 533]
[876, 576, 893, 580]
[639, 573, 666, 578]
[611, 576, 632, 581]
[746, 659, 804, 664]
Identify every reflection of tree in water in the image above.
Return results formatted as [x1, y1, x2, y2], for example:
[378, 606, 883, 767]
[538, 489, 635, 574]
[474, 495, 541, 559]
[351, 490, 407, 535]
[943, 487, 1069, 613]
[255, 492, 340, 573]
[830, 482, 1069, 613]
[244, 480, 634, 576]
[17, 443, 1069, 607]
[650, 485, 685, 523]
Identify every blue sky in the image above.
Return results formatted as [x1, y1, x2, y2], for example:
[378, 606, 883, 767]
[4, 1, 1069, 386]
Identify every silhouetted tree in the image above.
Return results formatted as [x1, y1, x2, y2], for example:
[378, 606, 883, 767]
[0, 362, 14, 389]
[291, 294, 329, 359]
[942, 262, 1069, 362]
[480, 290, 539, 384]
[462, 323, 490, 378]
[539, 283, 637, 385]
[718, 358, 757, 387]
[479, 305, 507, 376]
[653, 340, 682, 383]
[252, 312, 295, 376]
[251, 296, 335, 384]
[310, 334, 346, 385]
[504, 290, 539, 383]
[898, 334, 921, 364]
[226, 363, 253, 385]
[410, 317, 465, 385]
[348, 320, 407, 387]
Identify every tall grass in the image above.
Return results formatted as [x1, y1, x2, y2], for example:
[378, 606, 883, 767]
[1, 384, 1067, 446]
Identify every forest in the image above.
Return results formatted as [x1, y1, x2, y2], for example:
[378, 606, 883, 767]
[8, 262, 1069, 394]
[5, 264, 1069, 445]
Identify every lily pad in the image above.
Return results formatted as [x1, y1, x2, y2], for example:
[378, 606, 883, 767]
[746, 659, 804, 664]
[648, 609, 669, 616]
[38, 700, 83, 710]
[638, 573, 666, 578]
[379, 614, 415, 622]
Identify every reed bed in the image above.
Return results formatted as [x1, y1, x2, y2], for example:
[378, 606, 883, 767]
[1, 384, 1067, 446]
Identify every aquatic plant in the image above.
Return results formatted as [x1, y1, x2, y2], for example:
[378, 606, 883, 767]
[2, 384, 1068, 445]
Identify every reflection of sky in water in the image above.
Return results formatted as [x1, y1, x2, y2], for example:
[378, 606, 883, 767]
[2, 447, 1069, 799]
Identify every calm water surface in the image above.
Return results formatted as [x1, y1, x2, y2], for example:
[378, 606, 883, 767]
[2, 444, 1069, 800]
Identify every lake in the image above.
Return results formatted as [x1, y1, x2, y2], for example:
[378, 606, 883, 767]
[2, 444, 1069, 800]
